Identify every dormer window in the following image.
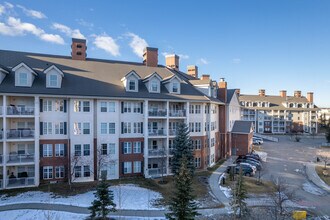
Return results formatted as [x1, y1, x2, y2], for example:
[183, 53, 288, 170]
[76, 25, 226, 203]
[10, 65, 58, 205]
[122, 70, 141, 92]
[172, 82, 179, 93]
[49, 74, 58, 87]
[44, 65, 64, 89]
[129, 80, 136, 91]
[18, 72, 28, 86]
[151, 80, 158, 92]
[13, 62, 37, 87]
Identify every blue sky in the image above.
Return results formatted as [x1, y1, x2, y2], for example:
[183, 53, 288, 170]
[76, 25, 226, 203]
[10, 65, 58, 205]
[0, 0, 329, 107]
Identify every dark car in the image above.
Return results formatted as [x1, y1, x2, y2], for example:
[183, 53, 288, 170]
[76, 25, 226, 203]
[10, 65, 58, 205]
[226, 165, 255, 176]
[238, 156, 261, 164]
[236, 159, 262, 170]
[238, 154, 261, 162]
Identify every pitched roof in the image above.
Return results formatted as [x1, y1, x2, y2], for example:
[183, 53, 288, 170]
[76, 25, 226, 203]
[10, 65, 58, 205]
[0, 49, 222, 103]
[231, 121, 253, 134]
[226, 89, 237, 104]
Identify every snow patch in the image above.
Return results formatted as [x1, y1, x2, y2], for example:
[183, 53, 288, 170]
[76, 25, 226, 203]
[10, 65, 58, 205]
[302, 182, 326, 196]
[0, 209, 87, 220]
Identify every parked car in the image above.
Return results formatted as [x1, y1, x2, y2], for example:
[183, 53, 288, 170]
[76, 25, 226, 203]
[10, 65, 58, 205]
[238, 154, 261, 162]
[226, 164, 255, 176]
[236, 159, 262, 170]
[253, 137, 264, 145]
[238, 162, 257, 173]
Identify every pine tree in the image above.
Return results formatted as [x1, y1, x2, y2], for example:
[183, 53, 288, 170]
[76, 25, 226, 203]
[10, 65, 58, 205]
[326, 125, 330, 143]
[171, 122, 195, 175]
[89, 175, 116, 220]
[166, 157, 199, 220]
[230, 166, 248, 218]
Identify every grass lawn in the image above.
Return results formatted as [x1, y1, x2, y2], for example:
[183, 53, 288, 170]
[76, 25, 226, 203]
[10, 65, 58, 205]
[315, 165, 330, 186]
[224, 176, 275, 194]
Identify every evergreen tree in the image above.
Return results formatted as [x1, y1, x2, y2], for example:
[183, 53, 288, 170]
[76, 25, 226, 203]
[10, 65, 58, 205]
[230, 166, 248, 218]
[166, 157, 199, 220]
[171, 122, 195, 175]
[89, 175, 116, 220]
[326, 125, 330, 143]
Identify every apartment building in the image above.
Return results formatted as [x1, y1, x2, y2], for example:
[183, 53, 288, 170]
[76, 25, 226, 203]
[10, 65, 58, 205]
[0, 38, 227, 190]
[239, 89, 318, 134]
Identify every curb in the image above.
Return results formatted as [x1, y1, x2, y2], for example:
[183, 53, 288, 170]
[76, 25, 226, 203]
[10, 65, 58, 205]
[305, 163, 330, 193]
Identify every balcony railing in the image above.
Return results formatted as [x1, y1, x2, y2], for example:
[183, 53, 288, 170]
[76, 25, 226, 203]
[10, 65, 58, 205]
[0, 179, 2, 188]
[148, 129, 166, 136]
[168, 129, 177, 136]
[148, 109, 167, 117]
[6, 153, 35, 164]
[7, 106, 35, 116]
[169, 110, 186, 117]
[0, 106, 2, 115]
[0, 131, 3, 140]
[7, 177, 35, 188]
[148, 167, 167, 177]
[6, 129, 35, 139]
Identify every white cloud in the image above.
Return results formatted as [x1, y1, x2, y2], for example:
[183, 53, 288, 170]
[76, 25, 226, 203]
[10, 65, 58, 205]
[4, 2, 14, 8]
[93, 34, 120, 56]
[161, 52, 189, 59]
[232, 58, 241, 64]
[126, 32, 148, 58]
[52, 23, 85, 39]
[17, 5, 46, 19]
[0, 5, 5, 15]
[76, 18, 94, 29]
[199, 58, 209, 65]
[0, 17, 64, 44]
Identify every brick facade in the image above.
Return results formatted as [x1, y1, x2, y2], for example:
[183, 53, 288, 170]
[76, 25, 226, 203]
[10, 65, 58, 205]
[119, 138, 144, 177]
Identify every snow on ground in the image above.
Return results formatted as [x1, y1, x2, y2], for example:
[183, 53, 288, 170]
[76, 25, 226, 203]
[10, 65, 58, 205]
[302, 182, 326, 196]
[0, 184, 163, 210]
[218, 173, 232, 199]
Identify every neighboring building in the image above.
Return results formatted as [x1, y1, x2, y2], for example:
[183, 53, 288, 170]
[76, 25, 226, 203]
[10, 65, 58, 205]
[231, 121, 253, 156]
[318, 108, 330, 126]
[239, 89, 318, 134]
[0, 38, 228, 190]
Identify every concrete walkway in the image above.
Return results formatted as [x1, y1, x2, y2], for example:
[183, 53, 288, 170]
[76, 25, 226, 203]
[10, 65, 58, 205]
[305, 162, 330, 193]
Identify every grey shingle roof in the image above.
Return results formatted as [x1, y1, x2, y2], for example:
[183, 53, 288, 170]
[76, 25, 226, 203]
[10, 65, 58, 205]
[0, 49, 223, 103]
[231, 121, 253, 134]
[226, 89, 237, 104]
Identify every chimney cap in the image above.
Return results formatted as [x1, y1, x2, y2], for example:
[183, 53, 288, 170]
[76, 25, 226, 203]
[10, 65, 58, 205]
[187, 65, 198, 69]
[72, 38, 86, 43]
[220, 78, 225, 82]
[143, 47, 158, 52]
[307, 91, 313, 94]
[165, 54, 179, 58]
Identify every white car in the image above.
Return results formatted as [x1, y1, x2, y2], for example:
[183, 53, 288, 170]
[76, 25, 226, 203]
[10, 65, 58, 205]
[253, 137, 263, 145]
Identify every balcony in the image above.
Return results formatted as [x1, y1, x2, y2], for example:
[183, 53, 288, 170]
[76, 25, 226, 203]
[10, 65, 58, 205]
[6, 153, 34, 164]
[148, 129, 166, 136]
[148, 109, 167, 117]
[0, 179, 2, 188]
[148, 167, 167, 177]
[6, 177, 35, 188]
[169, 110, 186, 117]
[0, 106, 2, 115]
[7, 106, 34, 116]
[6, 129, 35, 139]
[168, 129, 177, 136]
[148, 149, 166, 157]
[0, 131, 3, 140]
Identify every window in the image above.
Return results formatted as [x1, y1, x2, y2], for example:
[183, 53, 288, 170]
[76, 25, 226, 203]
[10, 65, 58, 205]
[189, 122, 195, 132]
[189, 105, 194, 114]
[134, 161, 141, 173]
[109, 123, 115, 134]
[55, 144, 64, 157]
[73, 101, 81, 112]
[43, 144, 53, 157]
[101, 144, 108, 155]
[49, 74, 58, 87]
[133, 103, 141, 113]
[73, 122, 81, 135]
[195, 122, 201, 132]
[133, 142, 142, 153]
[43, 100, 52, 112]
[129, 80, 136, 91]
[74, 101, 90, 112]
[74, 166, 82, 178]
[172, 82, 179, 93]
[195, 157, 201, 168]
[123, 142, 132, 154]
[83, 144, 90, 156]
[195, 105, 201, 114]
[123, 102, 131, 113]
[123, 122, 131, 134]
[83, 101, 90, 112]
[109, 102, 115, 112]
[84, 165, 91, 177]
[100, 102, 107, 112]
[18, 72, 28, 86]
[211, 138, 215, 147]
[43, 122, 53, 135]
[83, 122, 90, 134]
[54, 122, 65, 134]
[124, 162, 132, 174]
[101, 123, 107, 134]
[195, 139, 201, 150]
[151, 80, 158, 92]
[43, 166, 53, 179]
[55, 166, 64, 178]
[54, 100, 64, 112]
[74, 144, 81, 156]
[109, 143, 115, 154]
[133, 122, 142, 133]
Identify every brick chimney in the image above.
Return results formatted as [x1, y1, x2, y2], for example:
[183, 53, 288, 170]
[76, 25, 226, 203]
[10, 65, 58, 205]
[71, 38, 87, 60]
[200, 74, 210, 81]
[307, 92, 314, 103]
[279, 90, 287, 98]
[143, 47, 158, 67]
[217, 78, 227, 103]
[235, 89, 240, 95]
[187, 65, 198, 78]
[259, 89, 265, 97]
[294, 90, 301, 98]
[165, 54, 179, 71]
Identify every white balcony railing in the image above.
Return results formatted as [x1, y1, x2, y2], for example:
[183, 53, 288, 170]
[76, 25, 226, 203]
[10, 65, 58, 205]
[148, 109, 167, 117]
[169, 110, 186, 117]
[168, 129, 177, 136]
[7, 106, 35, 116]
[148, 167, 167, 177]
[148, 129, 166, 136]
[0, 106, 2, 115]
[7, 177, 35, 188]
[6, 153, 35, 164]
[148, 149, 166, 157]
[6, 129, 35, 139]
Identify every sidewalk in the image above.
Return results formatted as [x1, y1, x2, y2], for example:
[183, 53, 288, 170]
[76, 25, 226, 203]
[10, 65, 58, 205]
[305, 162, 330, 193]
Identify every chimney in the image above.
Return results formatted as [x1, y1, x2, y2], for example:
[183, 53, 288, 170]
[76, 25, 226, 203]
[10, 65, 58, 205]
[259, 89, 265, 97]
[143, 47, 158, 67]
[235, 89, 240, 95]
[294, 90, 301, 98]
[200, 74, 210, 81]
[279, 90, 287, 98]
[217, 78, 227, 103]
[71, 38, 87, 60]
[165, 54, 179, 71]
[307, 92, 314, 103]
[187, 65, 198, 78]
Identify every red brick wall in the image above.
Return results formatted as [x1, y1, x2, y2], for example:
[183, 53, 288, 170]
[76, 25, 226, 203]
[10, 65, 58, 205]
[119, 138, 144, 177]
[231, 133, 252, 156]
[192, 135, 208, 169]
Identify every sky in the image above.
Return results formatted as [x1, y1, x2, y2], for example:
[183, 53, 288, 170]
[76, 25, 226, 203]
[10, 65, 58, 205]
[0, 0, 329, 107]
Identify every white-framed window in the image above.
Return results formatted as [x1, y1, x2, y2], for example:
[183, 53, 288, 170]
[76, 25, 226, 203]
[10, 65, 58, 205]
[123, 122, 131, 134]
[49, 74, 58, 87]
[55, 166, 65, 178]
[101, 123, 107, 134]
[128, 80, 136, 91]
[124, 162, 132, 174]
[74, 101, 90, 112]
[195, 139, 201, 150]
[54, 122, 65, 134]
[172, 82, 179, 93]
[43, 122, 53, 135]
[73, 122, 81, 135]
[133, 122, 142, 133]
[150, 80, 158, 92]
[133, 102, 141, 113]
[211, 138, 215, 147]
[100, 102, 107, 112]
[133, 142, 141, 154]
[195, 105, 201, 114]
[123, 102, 131, 113]
[83, 144, 90, 156]
[74, 166, 82, 178]
[195, 122, 201, 132]
[43, 144, 53, 157]
[74, 144, 81, 156]
[109, 143, 115, 154]
[189, 122, 195, 132]
[18, 72, 28, 86]
[54, 100, 64, 112]
[109, 163, 116, 175]
[55, 144, 65, 157]
[109, 102, 115, 112]
[83, 101, 90, 112]
[189, 105, 194, 114]
[133, 161, 141, 173]
[43, 100, 52, 112]
[109, 123, 115, 134]
[84, 165, 91, 177]
[43, 166, 53, 179]
[83, 122, 90, 134]
[101, 143, 108, 155]
[195, 157, 201, 168]
[123, 142, 132, 154]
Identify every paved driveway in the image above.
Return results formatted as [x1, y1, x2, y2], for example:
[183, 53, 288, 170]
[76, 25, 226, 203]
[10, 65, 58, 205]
[260, 135, 330, 216]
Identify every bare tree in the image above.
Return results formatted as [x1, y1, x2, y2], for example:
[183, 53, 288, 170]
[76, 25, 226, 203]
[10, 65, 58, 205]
[317, 150, 330, 170]
[68, 155, 80, 190]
